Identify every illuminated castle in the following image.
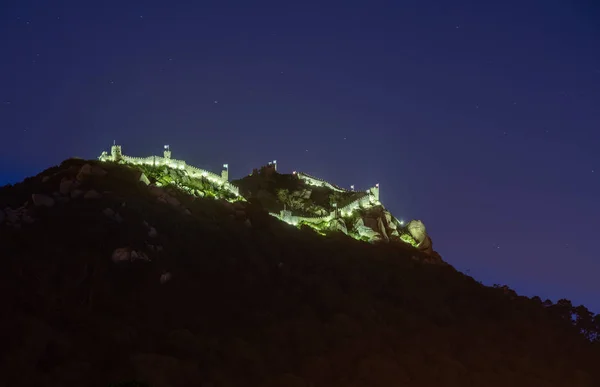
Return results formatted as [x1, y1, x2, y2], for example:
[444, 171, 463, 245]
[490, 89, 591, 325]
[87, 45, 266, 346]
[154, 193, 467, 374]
[98, 143, 389, 234]
[98, 143, 237, 195]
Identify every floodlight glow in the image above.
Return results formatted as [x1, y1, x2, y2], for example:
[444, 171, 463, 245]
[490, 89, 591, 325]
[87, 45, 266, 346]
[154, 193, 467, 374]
[223, 164, 228, 169]
[375, 183, 379, 188]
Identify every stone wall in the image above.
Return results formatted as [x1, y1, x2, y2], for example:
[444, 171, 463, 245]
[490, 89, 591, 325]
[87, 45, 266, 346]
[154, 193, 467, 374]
[98, 145, 239, 196]
[297, 172, 349, 193]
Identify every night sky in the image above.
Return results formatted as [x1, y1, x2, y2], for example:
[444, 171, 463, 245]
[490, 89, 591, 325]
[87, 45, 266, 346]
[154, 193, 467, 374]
[1, 1, 599, 311]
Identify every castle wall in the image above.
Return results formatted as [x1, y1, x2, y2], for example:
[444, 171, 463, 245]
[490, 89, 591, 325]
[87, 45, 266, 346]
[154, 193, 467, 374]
[275, 209, 334, 226]
[98, 146, 239, 196]
[297, 172, 349, 193]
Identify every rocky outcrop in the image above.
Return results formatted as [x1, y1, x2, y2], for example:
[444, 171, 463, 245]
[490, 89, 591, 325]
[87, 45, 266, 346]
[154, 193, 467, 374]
[76, 163, 107, 181]
[377, 217, 389, 242]
[330, 218, 348, 234]
[406, 219, 433, 255]
[354, 218, 382, 241]
[407, 220, 426, 243]
[136, 171, 150, 185]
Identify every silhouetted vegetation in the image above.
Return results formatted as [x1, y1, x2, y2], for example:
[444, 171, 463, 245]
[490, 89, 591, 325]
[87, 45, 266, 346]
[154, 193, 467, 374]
[0, 159, 599, 386]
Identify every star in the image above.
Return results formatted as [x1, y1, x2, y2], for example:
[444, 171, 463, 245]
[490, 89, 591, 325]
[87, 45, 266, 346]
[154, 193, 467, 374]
[214, 100, 218, 104]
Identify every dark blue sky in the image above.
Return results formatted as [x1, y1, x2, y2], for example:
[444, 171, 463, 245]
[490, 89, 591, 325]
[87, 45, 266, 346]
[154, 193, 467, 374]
[1, 1, 599, 310]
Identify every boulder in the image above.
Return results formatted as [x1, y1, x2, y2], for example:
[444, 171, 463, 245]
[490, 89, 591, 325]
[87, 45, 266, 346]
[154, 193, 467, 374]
[75, 164, 91, 180]
[5, 208, 19, 224]
[363, 217, 378, 231]
[329, 218, 348, 234]
[32, 193, 55, 207]
[354, 219, 382, 241]
[103, 208, 116, 218]
[149, 185, 165, 197]
[59, 178, 76, 195]
[383, 211, 397, 230]
[418, 235, 434, 255]
[160, 272, 172, 284]
[406, 220, 427, 244]
[165, 195, 180, 207]
[131, 251, 150, 261]
[71, 189, 84, 198]
[137, 172, 150, 185]
[377, 217, 389, 242]
[84, 190, 102, 199]
[112, 248, 130, 262]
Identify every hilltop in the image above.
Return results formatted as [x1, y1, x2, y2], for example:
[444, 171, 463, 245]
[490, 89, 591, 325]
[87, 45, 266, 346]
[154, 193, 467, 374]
[1, 157, 600, 387]
[98, 144, 438, 258]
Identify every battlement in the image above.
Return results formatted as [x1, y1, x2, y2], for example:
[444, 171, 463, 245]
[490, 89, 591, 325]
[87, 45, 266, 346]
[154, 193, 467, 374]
[98, 144, 238, 196]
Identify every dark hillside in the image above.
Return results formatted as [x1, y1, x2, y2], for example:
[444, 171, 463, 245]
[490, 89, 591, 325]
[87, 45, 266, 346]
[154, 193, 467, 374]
[0, 159, 599, 387]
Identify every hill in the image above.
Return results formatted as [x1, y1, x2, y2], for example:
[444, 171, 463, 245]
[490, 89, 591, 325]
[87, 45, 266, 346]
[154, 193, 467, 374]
[1, 158, 599, 387]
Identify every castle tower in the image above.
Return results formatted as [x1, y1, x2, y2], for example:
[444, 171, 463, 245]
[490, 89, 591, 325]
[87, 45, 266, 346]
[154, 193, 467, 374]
[164, 145, 171, 159]
[221, 163, 229, 181]
[370, 183, 380, 201]
[111, 143, 122, 162]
